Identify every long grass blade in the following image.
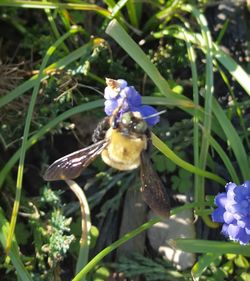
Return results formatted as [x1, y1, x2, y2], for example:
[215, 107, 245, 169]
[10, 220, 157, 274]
[172, 239, 250, 257]
[0, 207, 32, 281]
[191, 253, 222, 280]
[212, 98, 249, 180]
[209, 136, 240, 184]
[106, 19, 173, 97]
[152, 133, 226, 185]
[189, 6, 214, 207]
[0, 1, 111, 17]
[182, 25, 201, 213]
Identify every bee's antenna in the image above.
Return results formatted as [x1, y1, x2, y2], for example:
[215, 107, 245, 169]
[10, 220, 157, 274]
[77, 83, 104, 96]
[143, 110, 166, 120]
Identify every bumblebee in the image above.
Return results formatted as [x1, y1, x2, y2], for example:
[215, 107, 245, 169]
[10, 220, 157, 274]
[43, 109, 170, 218]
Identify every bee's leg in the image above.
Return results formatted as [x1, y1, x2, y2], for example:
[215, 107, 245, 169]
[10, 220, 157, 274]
[110, 97, 126, 129]
[145, 129, 152, 153]
[92, 117, 110, 143]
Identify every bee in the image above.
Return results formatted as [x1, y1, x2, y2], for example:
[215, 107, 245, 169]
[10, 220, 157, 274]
[43, 105, 170, 218]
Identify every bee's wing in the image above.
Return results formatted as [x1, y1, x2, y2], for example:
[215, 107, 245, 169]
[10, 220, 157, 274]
[43, 140, 109, 181]
[140, 151, 170, 218]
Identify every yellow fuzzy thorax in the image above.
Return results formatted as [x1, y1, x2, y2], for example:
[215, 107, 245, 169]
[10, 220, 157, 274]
[101, 127, 147, 170]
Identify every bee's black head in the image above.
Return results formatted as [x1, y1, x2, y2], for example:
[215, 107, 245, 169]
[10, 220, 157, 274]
[119, 111, 148, 136]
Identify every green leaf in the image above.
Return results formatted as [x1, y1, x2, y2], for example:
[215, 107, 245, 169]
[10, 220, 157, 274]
[89, 226, 99, 249]
[221, 260, 234, 275]
[192, 253, 222, 280]
[166, 159, 177, 173]
[234, 255, 249, 269]
[225, 253, 237, 260]
[152, 154, 169, 173]
[93, 266, 110, 281]
[239, 272, 250, 281]
[171, 175, 180, 191]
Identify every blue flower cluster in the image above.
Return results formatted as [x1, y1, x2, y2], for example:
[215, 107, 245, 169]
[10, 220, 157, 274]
[212, 181, 250, 245]
[104, 78, 159, 126]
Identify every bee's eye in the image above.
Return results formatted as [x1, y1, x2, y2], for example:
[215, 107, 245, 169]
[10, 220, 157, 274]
[133, 120, 147, 133]
[121, 112, 132, 125]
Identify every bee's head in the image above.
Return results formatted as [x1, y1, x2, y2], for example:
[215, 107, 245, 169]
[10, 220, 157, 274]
[119, 111, 148, 135]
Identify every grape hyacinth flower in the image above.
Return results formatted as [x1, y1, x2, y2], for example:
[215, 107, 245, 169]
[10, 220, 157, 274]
[104, 78, 159, 126]
[212, 181, 250, 245]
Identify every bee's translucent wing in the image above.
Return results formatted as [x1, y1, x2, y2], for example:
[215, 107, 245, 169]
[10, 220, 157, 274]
[140, 151, 170, 218]
[43, 140, 108, 181]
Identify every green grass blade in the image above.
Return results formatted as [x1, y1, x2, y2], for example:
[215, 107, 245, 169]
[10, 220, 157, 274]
[172, 239, 250, 257]
[43, 0, 70, 53]
[215, 19, 229, 45]
[126, 0, 141, 28]
[183, 5, 219, 227]
[143, 0, 181, 32]
[209, 136, 240, 184]
[0, 208, 32, 281]
[0, 1, 111, 18]
[154, 0, 182, 21]
[216, 61, 250, 149]
[142, 96, 196, 108]
[191, 253, 222, 280]
[152, 133, 226, 185]
[213, 44, 250, 96]
[110, 0, 128, 17]
[105, 19, 172, 97]
[104, 0, 116, 7]
[182, 23, 201, 211]
[189, 6, 214, 207]
[212, 98, 249, 180]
